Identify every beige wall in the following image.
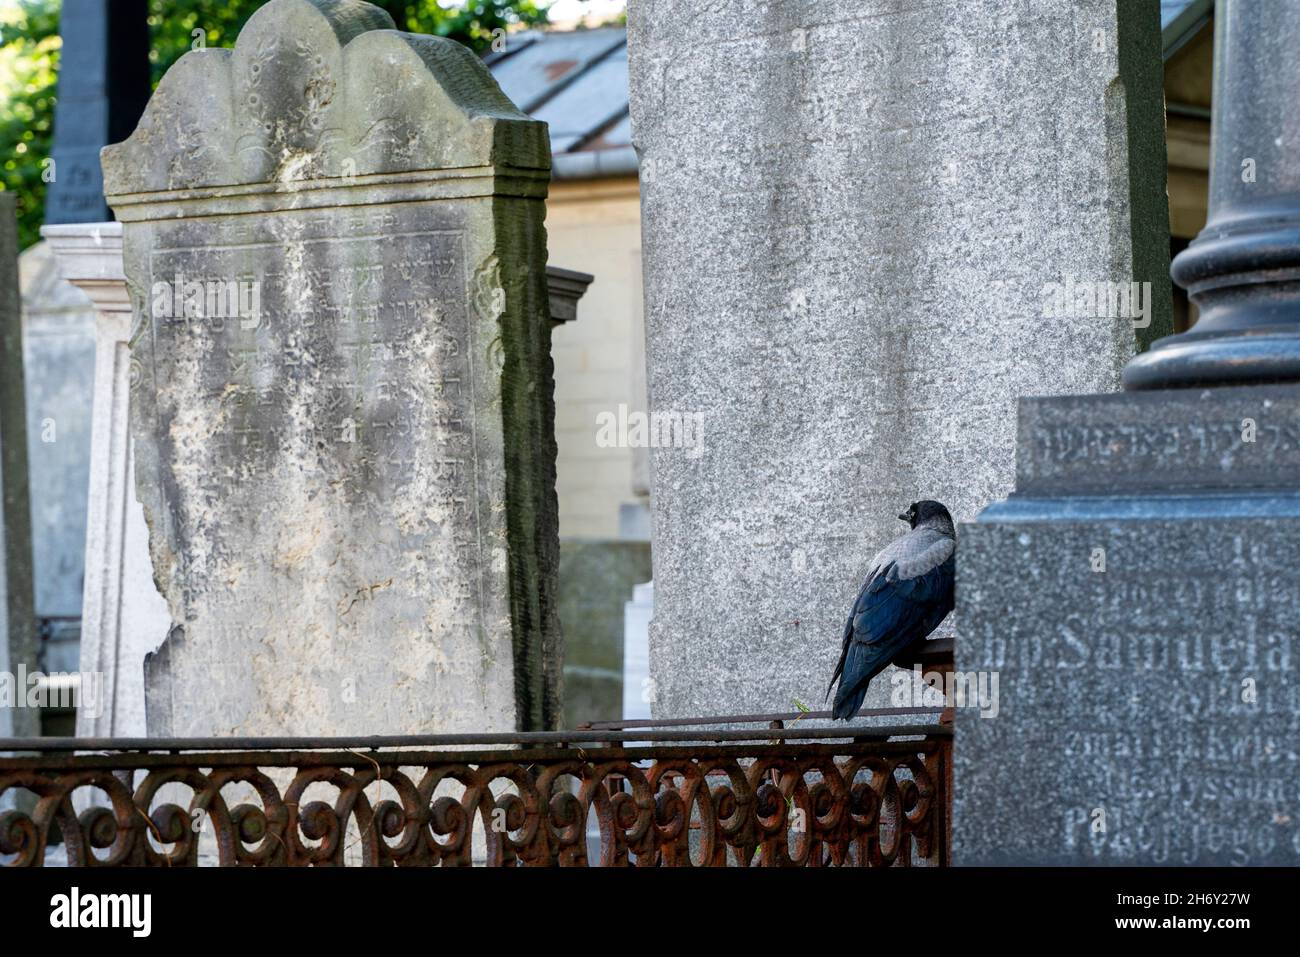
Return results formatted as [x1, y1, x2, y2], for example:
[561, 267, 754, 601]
[546, 175, 646, 539]
[1167, 115, 1209, 240]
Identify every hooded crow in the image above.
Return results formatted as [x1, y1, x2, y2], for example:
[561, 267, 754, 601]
[826, 500, 956, 721]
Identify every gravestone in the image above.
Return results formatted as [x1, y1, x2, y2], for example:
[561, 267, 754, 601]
[622, 580, 653, 723]
[43, 220, 589, 739]
[627, 0, 1171, 716]
[101, 0, 559, 736]
[1, 194, 38, 739]
[956, 0, 1300, 864]
[556, 539, 649, 727]
[19, 244, 95, 674]
[42, 222, 170, 739]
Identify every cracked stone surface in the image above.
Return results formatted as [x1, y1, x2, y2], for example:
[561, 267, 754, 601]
[102, 0, 561, 736]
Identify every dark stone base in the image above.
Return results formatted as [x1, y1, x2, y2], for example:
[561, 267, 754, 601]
[954, 384, 1300, 865]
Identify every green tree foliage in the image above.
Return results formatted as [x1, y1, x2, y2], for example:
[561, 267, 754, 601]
[373, 1, 550, 49]
[0, 0, 60, 249]
[150, 0, 552, 80]
[1, 0, 567, 249]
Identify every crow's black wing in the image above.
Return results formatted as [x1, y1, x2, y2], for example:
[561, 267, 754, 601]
[829, 538, 954, 719]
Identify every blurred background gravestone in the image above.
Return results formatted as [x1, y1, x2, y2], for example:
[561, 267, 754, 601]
[556, 540, 649, 726]
[627, 0, 1171, 718]
[957, 0, 1300, 864]
[42, 221, 169, 740]
[102, 0, 559, 736]
[44, 0, 149, 226]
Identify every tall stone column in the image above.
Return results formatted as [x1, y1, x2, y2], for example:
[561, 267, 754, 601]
[42, 223, 170, 738]
[627, 0, 1170, 717]
[957, 0, 1300, 864]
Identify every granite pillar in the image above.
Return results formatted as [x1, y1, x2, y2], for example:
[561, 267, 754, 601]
[44, 0, 149, 225]
[627, 0, 1171, 717]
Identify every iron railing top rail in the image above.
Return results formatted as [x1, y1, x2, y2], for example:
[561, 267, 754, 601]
[0, 740, 948, 772]
[0, 722, 949, 756]
[579, 705, 944, 731]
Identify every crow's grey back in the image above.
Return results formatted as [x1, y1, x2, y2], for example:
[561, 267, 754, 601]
[866, 527, 955, 583]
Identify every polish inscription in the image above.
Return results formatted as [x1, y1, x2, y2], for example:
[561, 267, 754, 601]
[958, 517, 1300, 864]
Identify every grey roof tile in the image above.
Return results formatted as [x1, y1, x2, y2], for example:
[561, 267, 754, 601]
[487, 26, 629, 157]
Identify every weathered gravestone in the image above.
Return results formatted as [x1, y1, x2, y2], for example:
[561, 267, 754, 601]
[102, 0, 560, 736]
[1, 194, 38, 739]
[41, 218, 586, 740]
[956, 0, 1300, 864]
[627, 0, 1170, 717]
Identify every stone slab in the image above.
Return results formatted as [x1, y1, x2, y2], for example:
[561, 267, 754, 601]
[19, 242, 95, 627]
[102, 0, 559, 736]
[556, 539, 650, 727]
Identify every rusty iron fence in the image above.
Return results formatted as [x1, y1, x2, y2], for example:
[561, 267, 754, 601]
[0, 713, 951, 867]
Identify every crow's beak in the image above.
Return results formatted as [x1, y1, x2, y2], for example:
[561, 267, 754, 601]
[898, 512, 909, 522]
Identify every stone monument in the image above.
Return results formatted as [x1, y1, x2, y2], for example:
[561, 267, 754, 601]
[956, 0, 1300, 864]
[42, 222, 170, 738]
[1, 194, 38, 739]
[18, 244, 96, 676]
[102, 0, 560, 736]
[627, 0, 1171, 716]
[44, 0, 150, 225]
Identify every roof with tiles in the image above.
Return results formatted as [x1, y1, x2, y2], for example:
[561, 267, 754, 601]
[484, 26, 634, 180]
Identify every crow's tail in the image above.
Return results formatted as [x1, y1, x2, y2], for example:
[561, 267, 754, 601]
[827, 615, 853, 704]
[831, 676, 870, 721]
[831, 636, 886, 721]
